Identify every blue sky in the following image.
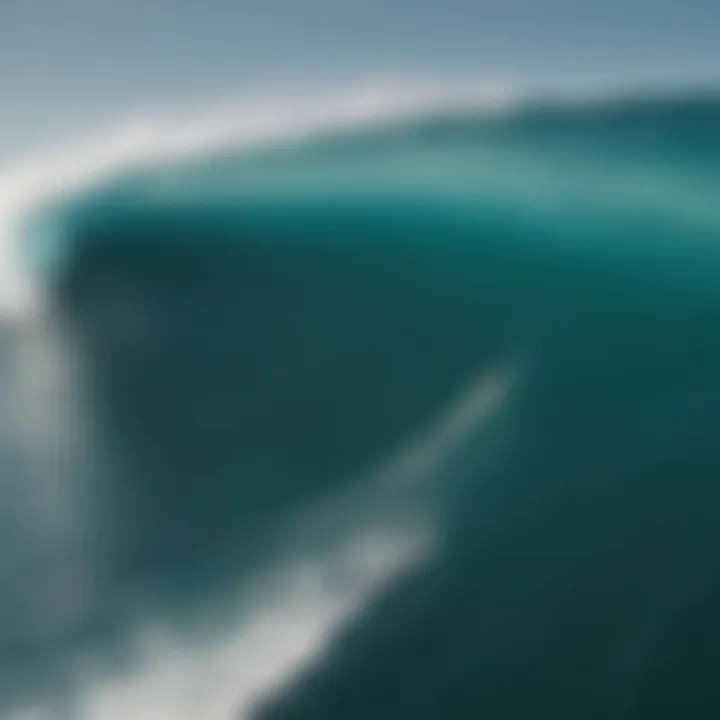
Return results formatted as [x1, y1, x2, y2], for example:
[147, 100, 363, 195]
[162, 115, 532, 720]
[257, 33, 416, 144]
[1, 0, 719, 158]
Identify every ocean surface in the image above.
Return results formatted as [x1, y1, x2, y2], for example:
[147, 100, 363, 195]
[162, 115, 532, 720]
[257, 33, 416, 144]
[2, 91, 720, 718]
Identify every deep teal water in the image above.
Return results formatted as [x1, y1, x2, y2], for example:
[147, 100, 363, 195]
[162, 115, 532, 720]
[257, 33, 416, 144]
[3, 94, 720, 718]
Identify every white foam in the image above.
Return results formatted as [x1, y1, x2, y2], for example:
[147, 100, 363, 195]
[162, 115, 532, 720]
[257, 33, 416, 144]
[5, 523, 429, 720]
[0, 78, 518, 319]
[5, 361, 513, 720]
[68, 523, 433, 720]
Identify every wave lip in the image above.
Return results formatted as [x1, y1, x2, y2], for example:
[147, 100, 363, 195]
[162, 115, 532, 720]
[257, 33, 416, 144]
[4, 81, 719, 320]
[0, 78, 519, 318]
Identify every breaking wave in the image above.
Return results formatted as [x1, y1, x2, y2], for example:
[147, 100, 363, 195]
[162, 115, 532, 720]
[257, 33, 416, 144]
[2, 83, 720, 718]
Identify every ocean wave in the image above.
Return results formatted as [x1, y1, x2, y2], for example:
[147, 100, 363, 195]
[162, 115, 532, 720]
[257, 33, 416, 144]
[3, 83, 720, 719]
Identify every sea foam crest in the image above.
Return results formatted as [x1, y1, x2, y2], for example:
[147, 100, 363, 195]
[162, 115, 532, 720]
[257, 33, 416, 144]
[0, 78, 517, 318]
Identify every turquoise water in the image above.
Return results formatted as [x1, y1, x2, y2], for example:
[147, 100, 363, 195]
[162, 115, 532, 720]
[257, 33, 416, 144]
[4, 93, 720, 718]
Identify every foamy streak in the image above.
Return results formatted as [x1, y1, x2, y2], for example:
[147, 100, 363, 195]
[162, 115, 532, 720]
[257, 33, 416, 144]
[0, 78, 518, 318]
[78, 525, 433, 720]
[6, 364, 513, 720]
[5, 524, 431, 720]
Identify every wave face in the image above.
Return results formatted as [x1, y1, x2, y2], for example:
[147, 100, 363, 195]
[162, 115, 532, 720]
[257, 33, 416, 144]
[3, 93, 720, 718]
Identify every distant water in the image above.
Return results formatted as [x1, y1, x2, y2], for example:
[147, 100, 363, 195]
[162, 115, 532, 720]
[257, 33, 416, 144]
[2, 93, 720, 719]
